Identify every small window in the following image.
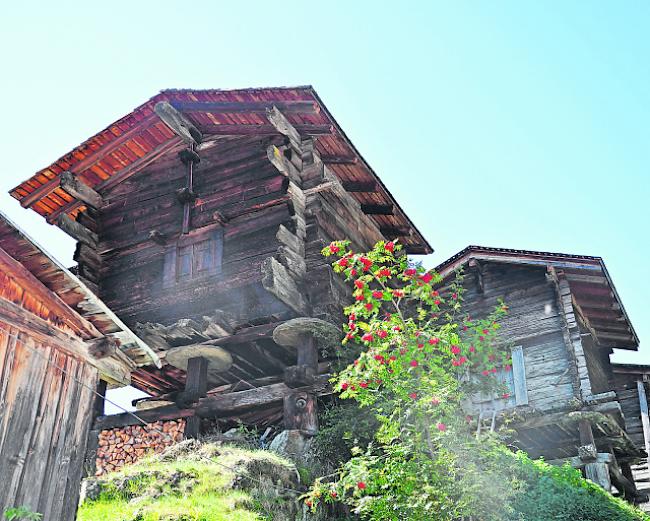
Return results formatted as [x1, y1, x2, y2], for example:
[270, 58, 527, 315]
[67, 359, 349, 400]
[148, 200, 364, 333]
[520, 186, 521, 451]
[163, 229, 223, 288]
[468, 345, 528, 413]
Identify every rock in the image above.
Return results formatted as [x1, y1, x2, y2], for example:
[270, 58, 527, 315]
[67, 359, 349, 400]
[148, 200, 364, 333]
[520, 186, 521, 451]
[269, 429, 313, 463]
[79, 478, 103, 503]
[272, 318, 340, 349]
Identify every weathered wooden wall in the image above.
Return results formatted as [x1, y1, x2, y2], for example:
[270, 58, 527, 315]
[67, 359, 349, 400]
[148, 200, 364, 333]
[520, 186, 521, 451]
[461, 262, 578, 413]
[580, 333, 614, 395]
[95, 136, 295, 327]
[0, 324, 97, 521]
[613, 373, 647, 450]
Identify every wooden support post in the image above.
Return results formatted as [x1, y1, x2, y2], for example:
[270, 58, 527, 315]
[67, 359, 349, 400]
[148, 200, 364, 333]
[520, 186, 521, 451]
[637, 379, 650, 469]
[578, 419, 610, 490]
[283, 391, 318, 435]
[183, 356, 208, 438]
[94, 379, 108, 417]
[285, 336, 319, 430]
[579, 418, 596, 447]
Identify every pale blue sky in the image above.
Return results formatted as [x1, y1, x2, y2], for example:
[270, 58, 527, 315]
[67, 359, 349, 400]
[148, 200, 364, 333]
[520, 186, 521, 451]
[1, 2, 648, 411]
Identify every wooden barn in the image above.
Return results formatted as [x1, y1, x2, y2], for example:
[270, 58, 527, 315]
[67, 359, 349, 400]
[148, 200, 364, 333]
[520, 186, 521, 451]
[0, 211, 159, 520]
[436, 246, 644, 499]
[9, 87, 431, 457]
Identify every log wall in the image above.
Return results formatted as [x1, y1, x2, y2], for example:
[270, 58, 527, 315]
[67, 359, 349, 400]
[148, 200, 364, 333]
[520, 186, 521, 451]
[0, 323, 97, 521]
[613, 373, 647, 450]
[461, 263, 578, 412]
[93, 137, 295, 327]
[94, 419, 185, 476]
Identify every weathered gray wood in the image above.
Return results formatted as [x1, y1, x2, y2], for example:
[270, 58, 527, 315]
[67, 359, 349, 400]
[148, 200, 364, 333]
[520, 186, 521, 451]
[60, 171, 103, 208]
[154, 101, 203, 144]
[184, 356, 208, 439]
[185, 356, 208, 400]
[585, 460, 612, 490]
[0, 297, 132, 384]
[261, 257, 308, 314]
[56, 213, 99, 247]
[637, 379, 650, 469]
[0, 326, 98, 520]
[511, 346, 529, 406]
[266, 106, 302, 146]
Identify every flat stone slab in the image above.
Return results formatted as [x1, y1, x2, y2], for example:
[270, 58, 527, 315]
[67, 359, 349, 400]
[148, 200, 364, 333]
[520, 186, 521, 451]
[272, 318, 340, 348]
[165, 344, 233, 382]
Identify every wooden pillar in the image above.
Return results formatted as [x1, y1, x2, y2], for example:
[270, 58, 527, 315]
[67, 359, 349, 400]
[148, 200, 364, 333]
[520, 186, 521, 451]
[183, 356, 208, 439]
[283, 391, 318, 435]
[94, 379, 108, 417]
[284, 336, 318, 434]
[637, 380, 650, 469]
[578, 419, 611, 490]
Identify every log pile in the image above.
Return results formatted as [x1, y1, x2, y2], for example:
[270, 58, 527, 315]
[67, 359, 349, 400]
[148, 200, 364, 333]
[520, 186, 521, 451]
[95, 419, 185, 475]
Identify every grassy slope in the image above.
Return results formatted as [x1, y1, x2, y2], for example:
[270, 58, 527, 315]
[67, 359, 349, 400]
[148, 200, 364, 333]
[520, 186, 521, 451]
[78, 442, 303, 521]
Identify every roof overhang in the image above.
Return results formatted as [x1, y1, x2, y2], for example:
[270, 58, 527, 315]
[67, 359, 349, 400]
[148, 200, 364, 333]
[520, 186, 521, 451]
[9, 86, 432, 254]
[436, 245, 639, 350]
[0, 211, 160, 370]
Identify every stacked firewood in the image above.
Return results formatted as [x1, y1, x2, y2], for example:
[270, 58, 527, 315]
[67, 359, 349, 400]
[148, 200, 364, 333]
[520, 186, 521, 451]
[95, 419, 185, 475]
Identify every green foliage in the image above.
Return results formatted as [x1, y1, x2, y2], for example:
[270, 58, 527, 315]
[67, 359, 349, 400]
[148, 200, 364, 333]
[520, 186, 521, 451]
[305, 240, 650, 521]
[315, 402, 379, 465]
[3, 507, 42, 521]
[509, 451, 649, 521]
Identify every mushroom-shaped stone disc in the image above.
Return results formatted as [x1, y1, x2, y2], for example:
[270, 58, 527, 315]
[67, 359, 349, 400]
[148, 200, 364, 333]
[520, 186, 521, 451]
[273, 318, 341, 349]
[165, 345, 233, 383]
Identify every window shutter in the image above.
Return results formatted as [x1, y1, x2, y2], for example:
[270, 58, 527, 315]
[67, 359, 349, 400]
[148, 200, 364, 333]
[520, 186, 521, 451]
[162, 248, 177, 289]
[511, 346, 528, 406]
[212, 229, 224, 275]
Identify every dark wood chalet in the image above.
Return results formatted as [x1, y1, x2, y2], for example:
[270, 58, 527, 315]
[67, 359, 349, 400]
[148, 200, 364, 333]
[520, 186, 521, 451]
[10, 86, 431, 439]
[435, 246, 644, 499]
[0, 211, 158, 520]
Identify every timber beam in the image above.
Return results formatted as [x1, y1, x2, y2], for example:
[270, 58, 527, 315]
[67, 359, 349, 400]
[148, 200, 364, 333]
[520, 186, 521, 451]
[19, 115, 160, 209]
[0, 297, 132, 384]
[170, 100, 319, 114]
[341, 181, 377, 192]
[60, 171, 103, 208]
[93, 374, 332, 430]
[0, 247, 101, 337]
[266, 105, 304, 146]
[154, 101, 203, 144]
[361, 203, 394, 215]
[56, 214, 98, 247]
[320, 155, 358, 165]
[380, 225, 412, 238]
[46, 137, 183, 223]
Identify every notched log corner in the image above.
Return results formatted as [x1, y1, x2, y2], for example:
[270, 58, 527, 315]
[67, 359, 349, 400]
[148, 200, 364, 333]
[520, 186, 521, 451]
[261, 257, 308, 314]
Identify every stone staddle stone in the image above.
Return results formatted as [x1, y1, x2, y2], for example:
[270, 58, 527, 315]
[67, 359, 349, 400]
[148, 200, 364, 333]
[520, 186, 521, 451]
[272, 317, 340, 349]
[165, 344, 233, 383]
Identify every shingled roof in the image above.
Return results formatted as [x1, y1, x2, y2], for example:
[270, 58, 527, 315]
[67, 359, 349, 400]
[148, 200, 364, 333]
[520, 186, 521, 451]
[10, 86, 431, 254]
[435, 245, 639, 350]
[0, 211, 160, 371]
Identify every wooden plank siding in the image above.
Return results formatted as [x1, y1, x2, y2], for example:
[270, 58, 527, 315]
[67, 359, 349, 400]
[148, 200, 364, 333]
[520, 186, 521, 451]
[460, 262, 578, 414]
[0, 323, 97, 520]
[94, 137, 296, 327]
